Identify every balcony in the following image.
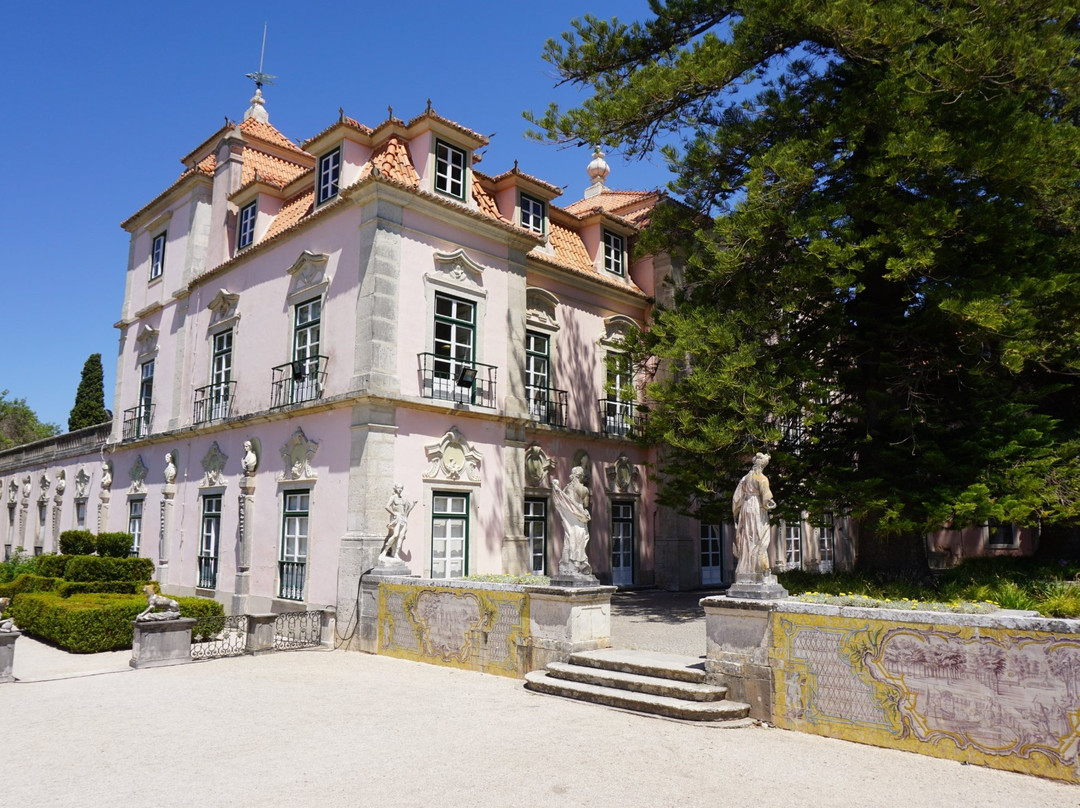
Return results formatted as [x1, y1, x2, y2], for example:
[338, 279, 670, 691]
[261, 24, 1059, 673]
[527, 387, 568, 427]
[197, 555, 218, 589]
[279, 560, 306, 601]
[122, 404, 154, 440]
[599, 398, 647, 438]
[418, 353, 497, 408]
[193, 381, 236, 424]
[271, 356, 328, 409]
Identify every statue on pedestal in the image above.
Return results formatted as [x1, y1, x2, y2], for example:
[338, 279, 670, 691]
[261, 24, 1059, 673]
[135, 586, 180, 621]
[552, 465, 593, 578]
[728, 452, 788, 599]
[379, 484, 416, 563]
[163, 453, 177, 485]
[0, 597, 13, 631]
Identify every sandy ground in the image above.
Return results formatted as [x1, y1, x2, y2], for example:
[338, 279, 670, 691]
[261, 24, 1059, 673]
[2, 590, 1077, 807]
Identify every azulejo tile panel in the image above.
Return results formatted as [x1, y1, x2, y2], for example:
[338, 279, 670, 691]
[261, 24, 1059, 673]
[378, 582, 529, 678]
[772, 610, 1080, 782]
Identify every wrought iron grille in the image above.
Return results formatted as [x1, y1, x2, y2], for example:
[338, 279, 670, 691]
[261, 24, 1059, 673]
[122, 404, 155, 440]
[598, 398, 647, 438]
[279, 560, 306, 600]
[270, 356, 328, 409]
[417, 352, 497, 407]
[527, 387, 568, 427]
[197, 556, 218, 589]
[193, 381, 236, 424]
[190, 614, 249, 660]
[273, 610, 322, 650]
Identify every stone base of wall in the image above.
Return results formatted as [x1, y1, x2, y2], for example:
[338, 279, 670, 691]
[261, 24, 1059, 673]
[130, 618, 195, 669]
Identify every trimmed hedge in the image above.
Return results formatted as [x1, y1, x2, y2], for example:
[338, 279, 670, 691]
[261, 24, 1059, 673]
[10, 592, 225, 653]
[96, 532, 135, 559]
[35, 555, 71, 578]
[0, 574, 60, 599]
[55, 580, 157, 597]
[64, 556, 154, 583]
[59, 530, 96, 555]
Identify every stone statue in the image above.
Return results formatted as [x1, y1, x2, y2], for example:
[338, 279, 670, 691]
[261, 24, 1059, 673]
[380, 484, 416, 561]
[0, 598, 13, 631]
[241, 441, 258, 476]
[55, 470, 66, 496]
[552, 465, 593, 577]
[732, 452, 777, 577]
[135, 586, 180, 621]
[163, 453, 177, 484]
[21, 476, 30, 499]
[100, 462, 112, 491]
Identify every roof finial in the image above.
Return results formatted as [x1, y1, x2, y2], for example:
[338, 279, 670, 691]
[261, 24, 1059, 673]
[514, 159, 519, 171]
[388, 105, 394, 120]
[243, 22, 276, 123]
[426, 98, 433, 113]
[585, 145, 610, 198]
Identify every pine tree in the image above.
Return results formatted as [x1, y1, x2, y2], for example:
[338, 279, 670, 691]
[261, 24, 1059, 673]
[68, 353, 109, 432]
[530, 2, 1080, 568]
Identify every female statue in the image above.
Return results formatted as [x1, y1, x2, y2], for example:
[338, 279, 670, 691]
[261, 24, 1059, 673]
[731, 453, 777, 577]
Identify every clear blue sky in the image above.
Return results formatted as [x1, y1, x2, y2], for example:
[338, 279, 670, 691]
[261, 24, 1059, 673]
[0, 0, 672, 430]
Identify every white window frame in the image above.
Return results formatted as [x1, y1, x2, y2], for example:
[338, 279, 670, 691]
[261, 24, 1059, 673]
[128, 499, 144, 556]
[317, 149, 341, 205]
[700, 523, 724, 586]
[602, 230, 625, 275]
[611, 500, 634, 585]
[783, 521, 802, 569]
[434, 140, 466, 199]
[520, 193, 545, 234]
[524, 497, 547, 574]
[149, 232, 166, 281]
[209, 329, 233, 420]
[280, 489, 310, 600]
[199, 495, 221, 588]
[75, 500, 87, 530]
[431, 491, 469, 579]
[525, 330, 551, 420]
[987, 521, 1018, 548]
[237, 200, 257, 249]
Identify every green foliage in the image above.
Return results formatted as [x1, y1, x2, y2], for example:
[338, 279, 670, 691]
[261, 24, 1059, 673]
[95, 532, 135, 559]
[63, 555, 154, 583]
[55, 580, 154, 597]
[58, 530, 96, 556]
[35, 554, 71, 578]
[530, 2, 1080, 555]
[0, 574, 60, 599]
[10, 592, 223, 653]
[0, 389, 60, 450]
[68, 353, 110, 432]
[463, 573, 552, 586]
[0, 547, 37, 583]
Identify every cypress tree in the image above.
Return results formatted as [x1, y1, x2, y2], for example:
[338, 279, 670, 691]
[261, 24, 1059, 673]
[68, 353, 109, 432]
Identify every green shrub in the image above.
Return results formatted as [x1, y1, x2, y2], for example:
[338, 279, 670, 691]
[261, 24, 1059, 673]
[59, 530, 96, 555]
[64, 556, 154, 583]
[0, 548, 37, 583]
[35, 554, 71, 578]
[0, 574, 61, 599]
[56, 580, 156, 598]
[96, 532, 135, 559]
[11, 592, 224, 653]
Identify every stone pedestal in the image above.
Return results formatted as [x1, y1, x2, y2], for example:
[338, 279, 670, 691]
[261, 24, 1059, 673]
[372, 557, 411, 576]
[726, 572, 788, 600]
[130, 617, 195, 669]
[701, 596, 780, 721]
[0, 630, 20, 683]
[245, 614, 277, 655]
[338, 535, 386, 652]
[233, 478, 256, 615]
[549, 571, 600, 588]
[523, 584, 616, 671]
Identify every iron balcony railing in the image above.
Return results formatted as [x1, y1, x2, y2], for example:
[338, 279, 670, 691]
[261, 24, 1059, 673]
[193, 381, 236, 424]
[197, 555, 218, 589]
[527, 387, 568, 427]
[418, 353, 497, 408]
[122, 403, 154, 440]
[279, 560, 306, 601]
[599, 398, 648, 438]
[271, 356, 328, 409]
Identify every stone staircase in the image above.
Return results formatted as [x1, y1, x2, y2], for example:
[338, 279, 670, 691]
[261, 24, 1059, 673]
[524, 648, 753, 723]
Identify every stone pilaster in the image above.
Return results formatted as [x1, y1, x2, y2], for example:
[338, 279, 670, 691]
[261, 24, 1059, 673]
[501, 422, 529, 575]
[97, 491, 110, 533]
[232, 476, 255, 615]
[158, 483, 175, 587]
[17, 500, 27, 548]
[503, 247, 530, 418]
[352, 194, 403, 396]
[51, 495, 62, 552]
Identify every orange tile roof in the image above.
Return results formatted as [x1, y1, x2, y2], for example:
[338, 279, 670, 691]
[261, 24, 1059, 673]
[546, 222, 593, 273]
[405, 107, 488, 146]
[370, 135, 419, 187]
[488, 166, 563, 197]
[563, 189, 657, 216]
[472, 178, 503, 221]
[239, 117, 307, 155]
[262, 190, 314, 241]
[240, 148, 308, 188]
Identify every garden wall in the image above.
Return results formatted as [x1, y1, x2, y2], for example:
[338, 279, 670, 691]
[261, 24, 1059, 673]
[703, 597, 1080, 783]
[361, 576, 614, 678]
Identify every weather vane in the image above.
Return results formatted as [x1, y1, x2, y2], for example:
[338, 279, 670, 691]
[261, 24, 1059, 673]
[245, 22, 276, 90]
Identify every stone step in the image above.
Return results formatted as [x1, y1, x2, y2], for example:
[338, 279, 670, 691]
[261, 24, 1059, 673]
[524, 670, 751, 722]
[567, 648, 708, 684]
[545, 661, 729, 702]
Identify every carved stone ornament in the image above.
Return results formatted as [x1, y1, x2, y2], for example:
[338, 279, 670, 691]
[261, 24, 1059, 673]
[55, 470, 66, 497]
[572, 450, 591, 477]
[605, 454, 641, 494]
[525, 287, 560, 331]
[101, 461, 113, 492]
[164, 451, 178, 484]
[21, 475, 31, 500]
[278, 427, 319, 481]
[7, 480, 17, 505]
[200, 442, 229, 488]
[75, 467, 90, 499]
[432, 248, 485, 287]
[286, 251, 330, 298]
[129, 456, 149, 494]
[524, 443, 556, 488]
[38, 472, 50, 501]
[599, 314, 640, 348]
[241, 438, 259, 476]
[207, 289, 240, 325]
[135, 325, 160, 356]
[423, 427, 482, 483]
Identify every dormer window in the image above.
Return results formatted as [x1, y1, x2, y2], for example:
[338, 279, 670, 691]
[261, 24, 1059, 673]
[149, 232, 166, 281]
[237, 201, 257, 250]
[603, 230, 625, 275]
[520, 193, 546, 234]
[317, 149, 341, 205]
[434, 140, 466, 199]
